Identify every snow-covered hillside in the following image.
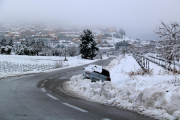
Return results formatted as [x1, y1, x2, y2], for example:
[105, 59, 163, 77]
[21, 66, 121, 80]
[67, 55, 180, 120]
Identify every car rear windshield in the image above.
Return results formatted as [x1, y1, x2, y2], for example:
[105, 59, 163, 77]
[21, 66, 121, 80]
[101, 69, 110, 77]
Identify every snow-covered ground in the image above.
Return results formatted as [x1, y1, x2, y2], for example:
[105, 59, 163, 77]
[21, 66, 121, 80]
[144, 53, 180, 71]
[0, 54, 108, 79]
[67, 55, 180, 120]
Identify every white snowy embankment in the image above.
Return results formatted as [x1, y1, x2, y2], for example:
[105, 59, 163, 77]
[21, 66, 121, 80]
[67, 55, 180, 120]
[0, 54, 108, 79]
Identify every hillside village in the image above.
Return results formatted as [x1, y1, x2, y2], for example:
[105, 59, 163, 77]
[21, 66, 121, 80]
[0, 23, 161, 56]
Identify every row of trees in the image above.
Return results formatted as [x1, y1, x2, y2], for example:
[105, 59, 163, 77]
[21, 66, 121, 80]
[0, 38, 79, 57]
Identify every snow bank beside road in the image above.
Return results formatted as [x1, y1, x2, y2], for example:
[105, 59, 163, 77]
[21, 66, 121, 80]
[67, 75, 180, 120]
[67, 55, 180, 120]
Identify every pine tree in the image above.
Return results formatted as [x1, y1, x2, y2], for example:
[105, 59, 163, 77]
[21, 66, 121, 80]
[25, 39, 30, 47]
[9, 39, 13, 47]
[1, 38, 6, 46]
[79, 29, 99, 59]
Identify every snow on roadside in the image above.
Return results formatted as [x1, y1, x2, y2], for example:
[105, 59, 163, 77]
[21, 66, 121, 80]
[0, 54, 107, 79]
[67, 55, 180, 120]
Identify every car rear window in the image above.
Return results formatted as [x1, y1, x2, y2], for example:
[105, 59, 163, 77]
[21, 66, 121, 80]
[101, 69, 110, 77]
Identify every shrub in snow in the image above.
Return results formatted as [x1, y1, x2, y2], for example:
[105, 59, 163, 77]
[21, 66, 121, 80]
[135, 88, 167, 109]
[166, 91, 180, 115]
[0, 46, 12, 54]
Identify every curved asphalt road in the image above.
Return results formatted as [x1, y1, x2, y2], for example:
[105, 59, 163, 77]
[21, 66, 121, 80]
[0, 57, 154, 120]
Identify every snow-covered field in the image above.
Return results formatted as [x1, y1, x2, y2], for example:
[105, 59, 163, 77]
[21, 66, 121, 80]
[0, 54, 108, 78]
[67, 55, 180, 120]
[144, 53, 180, 71]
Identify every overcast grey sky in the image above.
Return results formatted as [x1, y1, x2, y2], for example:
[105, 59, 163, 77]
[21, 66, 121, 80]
[0, 0, 180, 40]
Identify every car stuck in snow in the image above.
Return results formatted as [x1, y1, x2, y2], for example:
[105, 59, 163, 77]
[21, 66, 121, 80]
[83, 64, 111, 82]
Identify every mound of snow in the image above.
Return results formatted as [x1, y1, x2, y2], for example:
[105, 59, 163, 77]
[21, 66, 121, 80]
[67, 74, 180, 119]
[67, 74, 117, 104]
[166, 91, 180, 115]
[135, 88, 167, 109]
[172, 111, 180, 120]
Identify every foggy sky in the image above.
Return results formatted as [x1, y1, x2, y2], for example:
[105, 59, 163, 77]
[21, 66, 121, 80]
[0, 0, 180, 40]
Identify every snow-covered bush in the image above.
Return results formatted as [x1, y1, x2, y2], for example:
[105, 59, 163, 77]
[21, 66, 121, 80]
[0, 46, 12, 54]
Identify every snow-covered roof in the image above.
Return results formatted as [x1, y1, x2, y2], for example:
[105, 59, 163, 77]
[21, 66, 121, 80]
[141, 41, 150, 45]
[49, 34, 55, 36]
[84, 64, 102, 73]
[66, 35, 79, 37]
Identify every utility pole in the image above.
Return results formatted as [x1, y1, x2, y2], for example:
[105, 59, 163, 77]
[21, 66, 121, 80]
[64, 39, 68, 61]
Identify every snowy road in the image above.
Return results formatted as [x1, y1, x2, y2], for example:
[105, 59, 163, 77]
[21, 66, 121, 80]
[0, 57, 153, 120]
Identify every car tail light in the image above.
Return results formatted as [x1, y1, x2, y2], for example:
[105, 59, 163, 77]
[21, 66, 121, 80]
[107, 77, 111, 81]
[86, 71, 91, 74]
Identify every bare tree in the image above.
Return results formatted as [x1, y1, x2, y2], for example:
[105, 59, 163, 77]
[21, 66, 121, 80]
[57, 48, 65, 56]
[42, 47, 52, 56]
[155, 21, 180, 41]
[118, 28, 126, 39]
[155, 21, 180, 68]
[67, 45, 79, 57]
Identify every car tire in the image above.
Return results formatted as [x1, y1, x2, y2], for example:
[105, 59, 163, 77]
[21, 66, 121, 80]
[91, 78, 95, 82]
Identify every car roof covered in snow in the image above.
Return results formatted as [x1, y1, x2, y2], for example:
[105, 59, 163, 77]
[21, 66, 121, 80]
[84, 64, 103, 73]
